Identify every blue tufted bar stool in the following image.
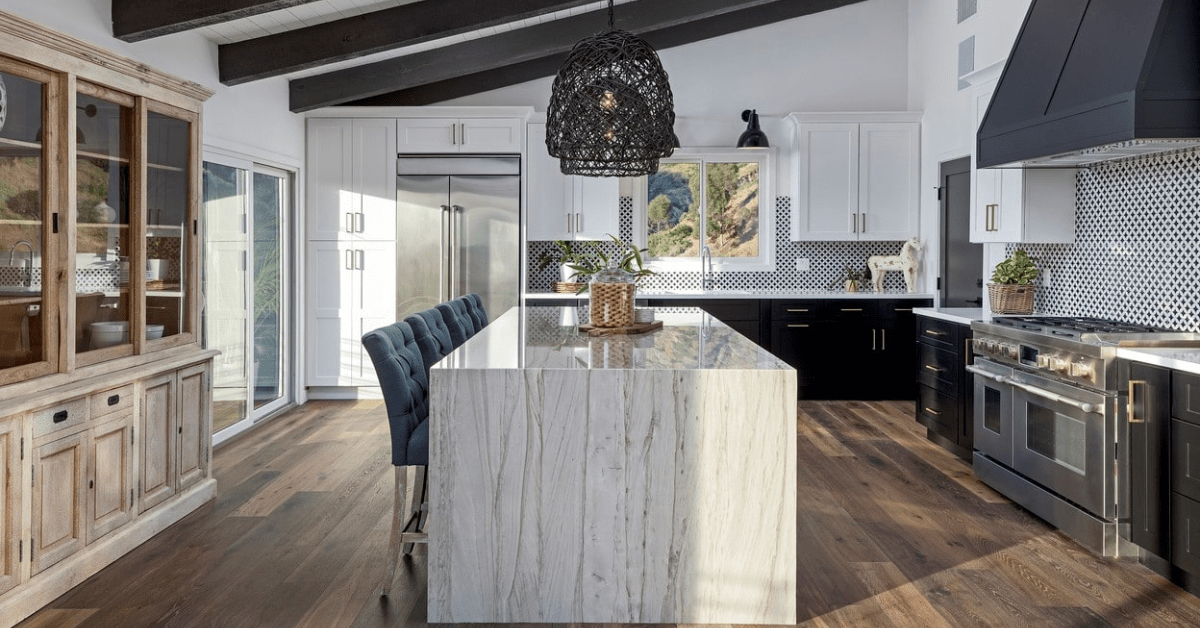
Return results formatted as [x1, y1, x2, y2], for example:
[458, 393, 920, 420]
[435, 301, 473, 348]
[361, 321, 430, 598]
[466, 293, 489, 328]
[409, 308, 454, 366]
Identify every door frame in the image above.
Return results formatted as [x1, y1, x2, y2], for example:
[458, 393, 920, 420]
[202, 147, 299, 447]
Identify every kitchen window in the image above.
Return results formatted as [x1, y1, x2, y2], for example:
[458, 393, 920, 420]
[634, 148, 774, 272]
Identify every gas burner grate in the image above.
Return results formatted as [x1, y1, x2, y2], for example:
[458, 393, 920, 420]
[994, 315, 1174, 335]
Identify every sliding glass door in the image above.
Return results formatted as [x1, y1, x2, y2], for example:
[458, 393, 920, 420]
[202, 158, 293, 436]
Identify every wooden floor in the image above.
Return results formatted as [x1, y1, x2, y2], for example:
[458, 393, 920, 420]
[17, 399, 1200, 628]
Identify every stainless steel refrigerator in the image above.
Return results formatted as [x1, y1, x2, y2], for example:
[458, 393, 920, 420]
[395, 156, 521, 321]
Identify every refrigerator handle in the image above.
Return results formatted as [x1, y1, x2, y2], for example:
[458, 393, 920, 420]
[451, 205, 464, 298]
[441, 205, 451, 301]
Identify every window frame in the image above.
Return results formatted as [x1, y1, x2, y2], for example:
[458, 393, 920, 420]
[631, 147, 775, 273]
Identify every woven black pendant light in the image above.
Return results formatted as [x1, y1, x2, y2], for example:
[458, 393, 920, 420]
[546, 0, 676, 177]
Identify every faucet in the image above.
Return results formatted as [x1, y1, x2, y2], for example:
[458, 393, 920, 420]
[8, 240, 34, 287]
[700, 245, 714, 291]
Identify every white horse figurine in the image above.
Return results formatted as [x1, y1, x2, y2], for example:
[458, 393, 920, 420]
[868, 237, 921, 293]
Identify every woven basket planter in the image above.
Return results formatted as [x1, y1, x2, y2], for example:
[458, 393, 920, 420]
[988, 283, 1035, 315]
[589, 282, 636, 328]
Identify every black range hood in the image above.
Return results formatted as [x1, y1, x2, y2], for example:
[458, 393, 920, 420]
[977, 0, 1200, 169]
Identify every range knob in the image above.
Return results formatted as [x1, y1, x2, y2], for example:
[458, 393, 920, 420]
[1070, 360, 1095, 379]
[1048, 356, 1070, 373]
[1036, 354, 1051, 368]
[1004, 344, 1019, 359]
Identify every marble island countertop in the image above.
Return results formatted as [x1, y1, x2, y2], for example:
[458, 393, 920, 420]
[434, 306, 790, 371]
[525, 289, 935, 300]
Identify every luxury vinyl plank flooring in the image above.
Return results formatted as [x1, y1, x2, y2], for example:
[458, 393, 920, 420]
[16, 399, 1200, 627]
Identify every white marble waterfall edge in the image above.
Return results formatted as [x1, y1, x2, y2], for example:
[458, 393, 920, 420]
[428, 365, 797, 623]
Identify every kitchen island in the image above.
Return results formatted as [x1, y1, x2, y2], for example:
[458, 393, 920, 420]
[427, 306, 797, 623]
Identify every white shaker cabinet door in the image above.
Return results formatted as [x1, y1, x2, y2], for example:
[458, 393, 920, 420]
[352, 118, 398, 241]
[858, 122, 919, 240]
[460, 118, 522, 153]
[397, 118, 459, 153]
[525, 122, 573, 241]
[572, 175, 620, 241]
[307, 241, 357, 387]
[354, 241, 397, 386]
[306, 118, 355, 241]
[795, 123, 858, 240]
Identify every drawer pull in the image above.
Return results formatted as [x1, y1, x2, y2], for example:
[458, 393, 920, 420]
[788, 324, 810, 328]
[53, 410, 69, 423]
[108, 394, 120, 406]
[924, 329, 947, 337]
[786, 308, 810, 313]
[895, 308, 913, 312]
[840, 308, 863, 312]
[1128, 380, 1147, 424]
[923, 364, 944, 373]
[923, 407, 942, 416]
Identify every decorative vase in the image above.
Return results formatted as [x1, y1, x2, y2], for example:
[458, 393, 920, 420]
[147, 258, 168, 281]
[845, 280, 858, 293]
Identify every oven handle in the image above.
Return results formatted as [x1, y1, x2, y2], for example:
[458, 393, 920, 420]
[966, 364, 1101, 414]
[965, 364, 1003, 381]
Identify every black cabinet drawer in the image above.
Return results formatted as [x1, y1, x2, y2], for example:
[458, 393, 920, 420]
[1172, 492, 1200, 576]
[917, 343, 959, 393]
[771, 300, 821, 320]
[917, 316, 958, 349]
[917, 384, 959, 440]
[1173, 371, 1200, 427]
[1174, 419, 1200, 504]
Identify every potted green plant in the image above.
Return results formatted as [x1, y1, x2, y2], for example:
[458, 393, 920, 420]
[829, 264, 868, 293]
[568, 235, 656, 288]
[989, 249, 1038, 314]
[536, 240, 596, 284]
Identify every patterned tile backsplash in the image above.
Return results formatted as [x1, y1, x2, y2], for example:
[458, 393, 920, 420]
[1013, 147, 1200, 332]
[528, 197, 912, 293]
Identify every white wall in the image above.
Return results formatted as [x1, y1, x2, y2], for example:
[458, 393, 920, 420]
[0, 0, 304, 164]
[447, 0, 910, 156]
[907, 0, 1031, 295]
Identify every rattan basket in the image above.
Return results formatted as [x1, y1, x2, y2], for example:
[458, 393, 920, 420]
[988, 283, 1035, 315]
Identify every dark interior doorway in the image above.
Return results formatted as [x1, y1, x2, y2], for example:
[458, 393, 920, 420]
[939, 157, 983, 307]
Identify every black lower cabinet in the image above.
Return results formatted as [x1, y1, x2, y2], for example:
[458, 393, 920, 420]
[641, 298, 768, 348]
[771, 298, 930, 400]
[1128, 362, 1171, 558]
[913, 315, 973, 460]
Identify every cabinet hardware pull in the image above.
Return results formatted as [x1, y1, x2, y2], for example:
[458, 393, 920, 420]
[89, 480, 94, 490]
[108, 394, 120, 406]
[1128, 380, 1147, 423]
[345, 249, 353, 270]
[52, 212, 59, 233]
[451, 123, 457, 145]
[881, 328, 886, 350]
[872, 328, 877, 350]
[923, 407, 941, 415]
[356, 212, 365, 233]
[53, 410, 68, 423]
[841, 308, 863, 312]
[576, 212, 582, 232]
[566, 212, 572, 233]
[861, 214, 866, 233]
[356, 249, 364, 270]
[924, 364, 943, 372]
[460, 123, 466, 145]
[346, 212, 354, 233]
[788, 324, 810, 328]
[852, 213, 858, 233]
[786, 308, 810, 313]
[895, 308, 912, 312]
[965, 338, 973, 367]
[924, 329, 946, 337]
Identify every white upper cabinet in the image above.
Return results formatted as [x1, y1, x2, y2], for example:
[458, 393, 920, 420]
[970, 80, 1076, 243]
[790, 113, 920, 241]
[306, 118, 397, 241]
[397, 118, 522, 154]
[525, 122, 620, 242]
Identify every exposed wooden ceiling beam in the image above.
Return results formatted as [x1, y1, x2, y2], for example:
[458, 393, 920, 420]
[219, 0, 597, 85]
[112, 0, 322, 42]
[290, 0, 866, 113]
[344, 0, 869, 108]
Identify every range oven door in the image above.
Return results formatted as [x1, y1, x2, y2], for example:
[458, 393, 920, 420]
[969, 360, 1014, 467]
[1010, 372, 1114, 519]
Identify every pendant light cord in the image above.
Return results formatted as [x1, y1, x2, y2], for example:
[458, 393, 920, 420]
[608, 0, 614, 30]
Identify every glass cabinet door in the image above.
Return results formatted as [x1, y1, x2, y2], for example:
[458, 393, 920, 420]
[0, 63, 51, 377]
[146, 107, 193, 344]
[75, 86, 133, 361]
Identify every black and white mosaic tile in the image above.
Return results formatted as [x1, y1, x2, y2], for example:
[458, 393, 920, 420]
[529, 197, 910, 292]
[1010, 147, 1200, 331]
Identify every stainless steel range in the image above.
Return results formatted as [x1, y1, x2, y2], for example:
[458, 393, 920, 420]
[968, 316, 1200, 556]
